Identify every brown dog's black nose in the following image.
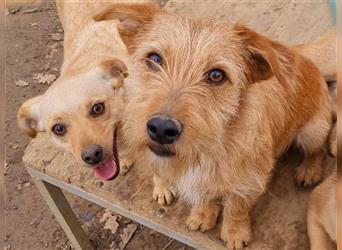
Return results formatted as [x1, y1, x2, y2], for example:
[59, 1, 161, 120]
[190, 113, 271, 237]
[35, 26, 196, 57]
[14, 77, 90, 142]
[147, 116, 182, 145]
[81, 145, 103, 165]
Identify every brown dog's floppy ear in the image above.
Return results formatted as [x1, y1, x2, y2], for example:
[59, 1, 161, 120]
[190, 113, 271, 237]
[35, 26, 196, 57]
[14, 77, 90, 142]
[17, 95, 43, 138]
[94, 4, 161, 49]
[100, 59, 128, 89]
[234, 25, 295, 84]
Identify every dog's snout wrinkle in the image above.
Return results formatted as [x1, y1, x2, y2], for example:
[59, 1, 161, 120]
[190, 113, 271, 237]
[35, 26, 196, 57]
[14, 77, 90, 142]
[81, 144, 103, 165]
[147, 115, 182, 145]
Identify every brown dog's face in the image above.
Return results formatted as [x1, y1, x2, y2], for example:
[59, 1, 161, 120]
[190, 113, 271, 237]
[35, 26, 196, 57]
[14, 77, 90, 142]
[127, 18, 248, 165]
[96, 5, 280, 167]
[18, 60, 128, 180]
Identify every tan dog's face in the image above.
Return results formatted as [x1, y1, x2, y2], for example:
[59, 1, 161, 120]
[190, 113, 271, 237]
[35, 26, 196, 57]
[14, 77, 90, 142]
[18, 60, 127, 180]
[97, 5, 278, 167]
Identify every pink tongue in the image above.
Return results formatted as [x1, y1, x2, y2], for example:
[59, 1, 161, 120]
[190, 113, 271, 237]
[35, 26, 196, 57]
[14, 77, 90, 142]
[94, 157, 118, 180]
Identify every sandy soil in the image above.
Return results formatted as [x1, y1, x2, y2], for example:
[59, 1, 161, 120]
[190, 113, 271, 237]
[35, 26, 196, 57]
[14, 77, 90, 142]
[4, 2, 190, 250]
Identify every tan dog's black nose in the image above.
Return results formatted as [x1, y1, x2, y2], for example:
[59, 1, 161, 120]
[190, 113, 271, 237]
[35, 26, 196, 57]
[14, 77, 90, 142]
[82, 145, 103, 165]
[147, 116, 182, 145]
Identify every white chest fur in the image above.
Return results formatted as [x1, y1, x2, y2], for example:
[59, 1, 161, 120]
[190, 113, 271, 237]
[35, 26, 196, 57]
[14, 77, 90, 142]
[177, 166, 208, 205]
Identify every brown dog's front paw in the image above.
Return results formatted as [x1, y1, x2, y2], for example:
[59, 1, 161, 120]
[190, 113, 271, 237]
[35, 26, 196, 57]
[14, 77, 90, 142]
[152, 185, 175, 206]
[296, 151, 325, 187]
[119, 157, 133, 176]
[220, 219, 251, 250]
[295, 162, 323, 187]
[186, 202, 220, 232]
[186, 212, 217, 232]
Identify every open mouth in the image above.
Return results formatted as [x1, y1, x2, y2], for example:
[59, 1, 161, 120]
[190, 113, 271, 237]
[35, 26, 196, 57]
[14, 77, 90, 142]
[148, 145, 175, 157]
[93, 127, 120, 181]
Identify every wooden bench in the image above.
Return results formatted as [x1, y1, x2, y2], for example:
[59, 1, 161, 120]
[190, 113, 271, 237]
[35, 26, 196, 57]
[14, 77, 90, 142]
[23, 2, 333, 249]
[24, 133, 315, 250]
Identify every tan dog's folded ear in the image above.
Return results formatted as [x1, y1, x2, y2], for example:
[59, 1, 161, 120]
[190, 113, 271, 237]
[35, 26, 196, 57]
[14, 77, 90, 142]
[93, 3, 161, 50]
[17, 95, 43, 138]
[100, 59, 128, 89]
[234, 25, 295, 84]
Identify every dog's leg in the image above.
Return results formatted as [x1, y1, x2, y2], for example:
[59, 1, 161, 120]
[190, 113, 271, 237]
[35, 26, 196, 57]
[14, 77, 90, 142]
[119, 154, 134, 176]
[295, 151, 325, 186]
[307, 211, 335, 250]
[220, 195, 255, 250]
[152, 173, 176, 205]
[295, 112, 331, 186]
[119, 149, 134, 175]
[186, 200, 221, 232]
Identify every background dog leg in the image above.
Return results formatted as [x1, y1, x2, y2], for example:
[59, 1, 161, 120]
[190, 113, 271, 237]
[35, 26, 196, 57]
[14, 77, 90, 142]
[307, 212, 335, 250]
[295, 111, 331, 186]
[186, 200, 221, 232]
[152, 174, 176, 206]
[119, 154, 134, 176]
[220, 195, 256, 250]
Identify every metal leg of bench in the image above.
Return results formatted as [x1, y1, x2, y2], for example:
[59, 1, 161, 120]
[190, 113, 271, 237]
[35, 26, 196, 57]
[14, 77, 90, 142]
[32, 177, 93, 250]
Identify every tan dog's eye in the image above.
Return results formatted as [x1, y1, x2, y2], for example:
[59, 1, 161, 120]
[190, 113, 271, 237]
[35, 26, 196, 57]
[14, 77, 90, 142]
[52, 124, 67, 136]
[206, 69, 227, 85]
[146, 53, 162, 70]
[90, 103, 105, 117]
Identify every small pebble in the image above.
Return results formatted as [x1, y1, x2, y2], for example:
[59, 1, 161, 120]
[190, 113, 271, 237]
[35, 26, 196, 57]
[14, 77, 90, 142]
[96, 181, 104, 188]
[156, 207, 167, 218]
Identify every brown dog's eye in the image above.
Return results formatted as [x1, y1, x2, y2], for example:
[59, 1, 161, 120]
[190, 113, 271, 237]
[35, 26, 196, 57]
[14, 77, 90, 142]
[146, 53, 162, 70]
[90, 103, 105, 117]
[206, 69, 227, 85]
[52, 124, 66, 136]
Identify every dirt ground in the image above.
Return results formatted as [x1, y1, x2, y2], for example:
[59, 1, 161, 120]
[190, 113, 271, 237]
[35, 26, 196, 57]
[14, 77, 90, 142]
[4, 1, 190, 250]
[4, 1, 335, 250]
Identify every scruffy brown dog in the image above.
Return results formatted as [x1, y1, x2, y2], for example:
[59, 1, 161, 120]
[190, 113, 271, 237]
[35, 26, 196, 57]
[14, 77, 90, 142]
[96, 4, 332, 249]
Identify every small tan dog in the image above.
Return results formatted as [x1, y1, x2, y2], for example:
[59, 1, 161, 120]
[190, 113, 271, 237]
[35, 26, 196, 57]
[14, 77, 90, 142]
[96, 4, 333, 248]
[307, 123, 336, 250]
[17, 1, 132, 180]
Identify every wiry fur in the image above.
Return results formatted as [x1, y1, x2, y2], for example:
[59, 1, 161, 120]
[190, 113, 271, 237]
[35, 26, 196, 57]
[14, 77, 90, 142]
[99, 4, 333, 248]
[87, 4, 334, 249]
